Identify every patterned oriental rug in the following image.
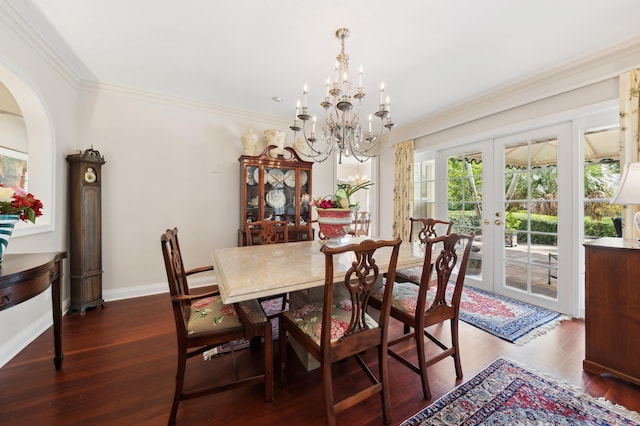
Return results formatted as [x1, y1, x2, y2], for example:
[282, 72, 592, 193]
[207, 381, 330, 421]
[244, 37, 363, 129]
[401, 357, 640, 426]
[453, 284, 569, 344]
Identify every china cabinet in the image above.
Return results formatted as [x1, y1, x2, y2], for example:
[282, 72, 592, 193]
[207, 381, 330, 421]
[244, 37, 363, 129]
[239, 145, 313, 246]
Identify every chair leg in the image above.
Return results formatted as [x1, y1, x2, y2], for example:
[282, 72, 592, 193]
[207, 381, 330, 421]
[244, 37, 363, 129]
[415, 324, 431, 400]
[378, 344, 392, 424]
[451, 318, 463, 379]
[321, 361, 337, 426]
[169, 350, 187, 425]
[279, 318, 287, 383]
[263, 322, 274, 401]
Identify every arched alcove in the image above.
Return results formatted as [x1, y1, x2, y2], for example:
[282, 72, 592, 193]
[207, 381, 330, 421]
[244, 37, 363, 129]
[0, 58, 55, 236]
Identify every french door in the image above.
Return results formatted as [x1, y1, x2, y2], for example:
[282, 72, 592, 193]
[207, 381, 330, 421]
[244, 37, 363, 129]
[437, 123, 573, 314]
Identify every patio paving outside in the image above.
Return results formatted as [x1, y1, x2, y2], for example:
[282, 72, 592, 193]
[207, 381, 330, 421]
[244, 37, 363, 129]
[467, 241, 558, 299]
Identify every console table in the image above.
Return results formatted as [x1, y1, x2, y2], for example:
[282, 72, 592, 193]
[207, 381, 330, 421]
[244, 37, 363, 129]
[0, 252, 67, 370]
[583, 238, 639, 385]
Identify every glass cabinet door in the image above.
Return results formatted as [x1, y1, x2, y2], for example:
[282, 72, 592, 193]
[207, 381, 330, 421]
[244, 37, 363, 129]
[244, 165, 260, 222]
[299, 169, 310, 224]
[264, 167, 287, 220]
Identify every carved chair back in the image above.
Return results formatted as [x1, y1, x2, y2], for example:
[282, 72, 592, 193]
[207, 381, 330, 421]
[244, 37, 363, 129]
[409, 217, 453, 243]
[245, 220, 289, 245]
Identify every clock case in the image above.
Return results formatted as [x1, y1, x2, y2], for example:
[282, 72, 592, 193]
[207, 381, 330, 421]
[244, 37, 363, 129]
[239, 145, 313, 246]
[66, 148, 106, 314]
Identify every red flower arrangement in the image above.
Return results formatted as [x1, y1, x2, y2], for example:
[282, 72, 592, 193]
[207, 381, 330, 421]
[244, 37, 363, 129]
[0, 184, 43, 223]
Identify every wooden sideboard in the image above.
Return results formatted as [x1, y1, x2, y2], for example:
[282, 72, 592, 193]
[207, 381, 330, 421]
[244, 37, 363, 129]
[583, 237, 639, 385]
[0, 252, 67, 370]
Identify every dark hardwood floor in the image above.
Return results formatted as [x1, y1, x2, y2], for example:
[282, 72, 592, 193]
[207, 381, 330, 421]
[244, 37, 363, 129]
[1, 291, 639, 425]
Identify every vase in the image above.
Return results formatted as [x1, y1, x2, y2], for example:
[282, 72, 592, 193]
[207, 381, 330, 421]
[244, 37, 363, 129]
[264, 129, 286, 156]
[0, 214, 20, 263]
[241, 129, 258, 156]
[316, 208, 353, 241]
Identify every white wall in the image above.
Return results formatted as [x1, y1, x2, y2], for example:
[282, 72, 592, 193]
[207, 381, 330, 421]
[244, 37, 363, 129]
[0, 7, 77, 367]
[76, 84, 334, 300]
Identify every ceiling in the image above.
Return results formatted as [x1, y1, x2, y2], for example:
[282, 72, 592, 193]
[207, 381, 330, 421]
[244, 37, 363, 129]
[9, 0, 640, 129]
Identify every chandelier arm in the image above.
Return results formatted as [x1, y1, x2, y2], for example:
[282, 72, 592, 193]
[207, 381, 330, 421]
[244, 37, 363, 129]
[349, 149, 372, 163]
[353, 130, 387, 156]
[349, 121, 388, 157]
[297, 121, 335, 162]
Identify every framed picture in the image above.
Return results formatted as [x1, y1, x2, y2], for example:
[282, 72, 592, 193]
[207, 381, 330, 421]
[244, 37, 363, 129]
[0, 146, 28, 189]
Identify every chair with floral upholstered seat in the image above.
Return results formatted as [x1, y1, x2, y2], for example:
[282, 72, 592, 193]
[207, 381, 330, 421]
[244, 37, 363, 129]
[161, 228, 273, 424]
[369, 232, 474, 400]
[279, 237, 402, 426]
[394, 218, 453, 284]
[244, 220, 290, 318]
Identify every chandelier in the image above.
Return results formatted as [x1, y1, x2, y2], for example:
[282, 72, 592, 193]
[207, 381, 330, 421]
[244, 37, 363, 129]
[290, 28, 395, 164]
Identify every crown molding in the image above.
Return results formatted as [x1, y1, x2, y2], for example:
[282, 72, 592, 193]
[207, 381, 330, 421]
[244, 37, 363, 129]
[0, 2, 80, 89]
[79, 80, 290, 126]
[392, 36, 640, 143]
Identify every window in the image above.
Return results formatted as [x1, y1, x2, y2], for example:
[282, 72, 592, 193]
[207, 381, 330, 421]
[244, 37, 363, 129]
[582, 127, 620, 240]
[413, 154, 435, 239]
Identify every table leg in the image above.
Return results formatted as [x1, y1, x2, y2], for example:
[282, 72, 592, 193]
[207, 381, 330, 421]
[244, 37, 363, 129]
[51, 262, 64, 370]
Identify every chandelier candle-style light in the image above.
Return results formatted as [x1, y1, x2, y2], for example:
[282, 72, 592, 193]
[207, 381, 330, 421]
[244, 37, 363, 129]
[291, 28, 395, 164]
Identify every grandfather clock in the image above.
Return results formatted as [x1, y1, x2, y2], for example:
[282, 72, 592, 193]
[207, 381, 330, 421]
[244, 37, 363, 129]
[66, 147, 106, 314]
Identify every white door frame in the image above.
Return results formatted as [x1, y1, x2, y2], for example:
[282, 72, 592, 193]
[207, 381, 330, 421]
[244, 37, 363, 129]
[492, 123, 573, 314]
[436, 140, 495, 294]
[436, 124, 574, 315]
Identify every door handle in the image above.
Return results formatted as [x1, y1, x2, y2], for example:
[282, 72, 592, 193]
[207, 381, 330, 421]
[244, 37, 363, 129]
[495, 219, 503, 226]
[483, 219, 490, 225]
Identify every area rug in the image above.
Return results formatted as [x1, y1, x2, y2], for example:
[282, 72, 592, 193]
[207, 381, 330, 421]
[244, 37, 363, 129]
[401, 357, 640, 425]
[452, 284, 569, 344]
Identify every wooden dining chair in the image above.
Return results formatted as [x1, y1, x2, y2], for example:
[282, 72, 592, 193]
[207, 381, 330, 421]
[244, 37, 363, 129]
[244, 220, 289, 246]
[279, 238, 402, 426]
[244, 220, 290, 318]
[301, 222, 314, 241]
[370, 232, 474, 400]
[395, 218, 453, 284]
[161, 228, 273, 424]
[349, 211, 371, 236]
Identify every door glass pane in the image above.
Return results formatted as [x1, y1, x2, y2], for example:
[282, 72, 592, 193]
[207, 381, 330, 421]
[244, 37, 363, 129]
[503, 138, 558, 299]
[447, 153, 483, 276]
[447, 155, 482, 234]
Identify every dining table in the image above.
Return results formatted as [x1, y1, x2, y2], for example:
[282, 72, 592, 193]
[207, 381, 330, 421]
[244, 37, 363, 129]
[212, 235, 427, 304]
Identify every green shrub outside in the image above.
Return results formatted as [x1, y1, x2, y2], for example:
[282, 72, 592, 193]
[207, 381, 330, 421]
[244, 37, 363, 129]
[584, 216, 618, 238]
[448, 211, 617, 244]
